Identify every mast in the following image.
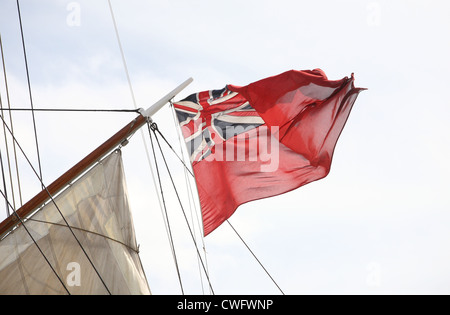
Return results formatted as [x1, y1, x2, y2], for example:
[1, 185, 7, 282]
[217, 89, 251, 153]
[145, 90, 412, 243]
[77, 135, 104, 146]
[0, 77, 193, 237]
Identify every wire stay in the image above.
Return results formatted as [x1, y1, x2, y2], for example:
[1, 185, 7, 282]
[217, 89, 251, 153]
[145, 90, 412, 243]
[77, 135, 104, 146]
[227, 220, 285, 295]
[0, 33, 23, 208]
[147, 122, 185, 295]
[150, 122, 285, 295]
[169, 101, 210, 295]
[16, 0, 43, 187]
[149, 122, 215, 295]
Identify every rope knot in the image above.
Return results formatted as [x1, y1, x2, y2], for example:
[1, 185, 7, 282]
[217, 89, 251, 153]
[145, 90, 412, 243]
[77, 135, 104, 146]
[150, 122, 158, 131]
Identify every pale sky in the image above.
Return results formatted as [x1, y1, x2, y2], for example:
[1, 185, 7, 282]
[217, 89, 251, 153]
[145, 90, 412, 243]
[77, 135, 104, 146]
[1, 0, 449, 294]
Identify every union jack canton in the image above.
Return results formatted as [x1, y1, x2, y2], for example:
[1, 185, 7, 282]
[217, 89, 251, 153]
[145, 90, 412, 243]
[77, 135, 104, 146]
[173, 86, 264, 163]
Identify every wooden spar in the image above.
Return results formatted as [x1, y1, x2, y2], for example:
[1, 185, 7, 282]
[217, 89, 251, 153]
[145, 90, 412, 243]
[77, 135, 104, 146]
[0, 77, 193, 237]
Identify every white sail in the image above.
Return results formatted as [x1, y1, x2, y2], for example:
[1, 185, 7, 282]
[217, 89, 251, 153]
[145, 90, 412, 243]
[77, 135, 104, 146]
[0, 150, 150, 295]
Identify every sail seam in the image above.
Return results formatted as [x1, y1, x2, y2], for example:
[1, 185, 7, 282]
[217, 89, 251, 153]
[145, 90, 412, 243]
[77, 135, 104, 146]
[26, 218, 140, 253]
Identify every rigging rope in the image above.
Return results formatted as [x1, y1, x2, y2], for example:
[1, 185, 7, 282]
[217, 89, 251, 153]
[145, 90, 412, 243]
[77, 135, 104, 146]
[16, 0, 43, 187]
[0, 48, 11, 215]
[152, 125, 194, 177]
[150, 122, 215, 295]
[0, 33, 23, 208]
[0, 188, 71, 295]
[147, 122, 185, 295]
[151, 122, 285, 295]
[169, 101, 211, 295]
[107, 0, 137, 110]
[0, 150, 10, 216]
[1, 2, 112, 294]
[107, 1, 169, 265]
[0, 114, 112, 295]
[226, 220, 285, 295]
[0, 99, 13, 216]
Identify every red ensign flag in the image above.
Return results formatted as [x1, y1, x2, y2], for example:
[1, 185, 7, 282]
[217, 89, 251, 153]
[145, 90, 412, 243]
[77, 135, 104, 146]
[174, 69, 365, 236]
